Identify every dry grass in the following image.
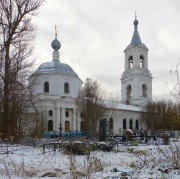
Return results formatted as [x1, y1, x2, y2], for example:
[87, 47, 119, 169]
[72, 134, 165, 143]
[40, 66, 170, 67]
[129, 161, 137, 168]
[68, 154, 104, 178]
[128, 148, 147, 156]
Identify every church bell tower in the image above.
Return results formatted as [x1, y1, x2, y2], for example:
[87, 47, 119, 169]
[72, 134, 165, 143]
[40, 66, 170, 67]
[121, 16, 152, 106]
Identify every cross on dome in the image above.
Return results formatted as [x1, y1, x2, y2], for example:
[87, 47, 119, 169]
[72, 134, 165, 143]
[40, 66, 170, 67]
[51, 25, 61, 50]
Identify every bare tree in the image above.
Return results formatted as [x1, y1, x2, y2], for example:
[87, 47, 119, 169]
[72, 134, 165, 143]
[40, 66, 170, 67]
[76, 78, 108, 135]
[169, 62, 180, 102]
[142, 100, 180, 131]
[0, 0, 45, 138]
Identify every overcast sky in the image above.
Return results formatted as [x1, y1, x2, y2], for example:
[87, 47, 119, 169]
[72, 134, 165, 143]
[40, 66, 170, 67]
[33, 0, 180, 100]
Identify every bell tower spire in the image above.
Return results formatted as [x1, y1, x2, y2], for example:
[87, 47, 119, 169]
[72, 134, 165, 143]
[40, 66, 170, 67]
[121, 16, 153, 107]
[130, 12, 142, 46]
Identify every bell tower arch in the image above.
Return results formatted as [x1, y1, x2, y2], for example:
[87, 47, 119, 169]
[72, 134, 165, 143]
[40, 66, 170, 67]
[121, 16, 152, 106]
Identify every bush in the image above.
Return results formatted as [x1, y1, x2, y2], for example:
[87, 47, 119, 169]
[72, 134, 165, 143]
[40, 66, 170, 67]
[63, 143, 91, 155]
[63, 142, 114, 155]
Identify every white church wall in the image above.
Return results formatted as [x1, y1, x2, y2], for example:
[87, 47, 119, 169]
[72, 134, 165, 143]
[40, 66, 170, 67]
[32, 73, 82, 98]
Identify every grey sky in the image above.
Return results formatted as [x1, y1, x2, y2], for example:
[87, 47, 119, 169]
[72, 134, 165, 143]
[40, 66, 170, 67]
[33, 0, 180, 100]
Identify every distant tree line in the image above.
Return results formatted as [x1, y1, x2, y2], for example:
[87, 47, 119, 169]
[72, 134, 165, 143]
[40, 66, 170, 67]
[142, 100, 180, 131]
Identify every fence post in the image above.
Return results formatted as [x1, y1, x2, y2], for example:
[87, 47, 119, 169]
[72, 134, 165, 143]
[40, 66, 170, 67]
[43, 144, 45, 155]
[53, 144, 56, 155]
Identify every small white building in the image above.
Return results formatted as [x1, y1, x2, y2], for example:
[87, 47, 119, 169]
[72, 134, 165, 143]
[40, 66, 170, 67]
[29, 16, 152, 137]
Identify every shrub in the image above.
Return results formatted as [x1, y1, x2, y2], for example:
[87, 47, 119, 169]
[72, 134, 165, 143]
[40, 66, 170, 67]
[63, 143, 91, 155]
[63, 142, 114, 155]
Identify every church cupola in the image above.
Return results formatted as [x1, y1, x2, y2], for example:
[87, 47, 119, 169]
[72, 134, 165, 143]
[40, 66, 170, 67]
[130, 15, 142, 45]
[51, 26, 61, 61]
[121, 15, 153, 107]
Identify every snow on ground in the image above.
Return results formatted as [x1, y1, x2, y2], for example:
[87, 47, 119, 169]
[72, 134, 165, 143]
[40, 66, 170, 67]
[0, 140, 180, 179]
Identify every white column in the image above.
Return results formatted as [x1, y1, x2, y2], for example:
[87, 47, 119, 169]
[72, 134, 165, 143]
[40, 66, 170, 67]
[72, 108, 76, 131]
[61, 107, 65, 130]
[56, 107, 60, 131]
[76, 109, 78, 131]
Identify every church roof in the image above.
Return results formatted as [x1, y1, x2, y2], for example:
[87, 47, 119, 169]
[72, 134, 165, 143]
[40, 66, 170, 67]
[130, 18, 142, 45]
[106, 100, 143, 112]
[115, 102, 143, 112]
[130, 28, 142, 45]
[37, 60, 78, 76]
[124, 16, 148, 52]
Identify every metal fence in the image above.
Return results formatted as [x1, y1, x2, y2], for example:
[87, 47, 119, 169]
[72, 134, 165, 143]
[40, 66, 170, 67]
[43, 131, 84, 139]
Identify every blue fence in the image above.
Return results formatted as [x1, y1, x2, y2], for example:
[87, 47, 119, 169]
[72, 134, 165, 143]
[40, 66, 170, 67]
[43, 131, 84, 139]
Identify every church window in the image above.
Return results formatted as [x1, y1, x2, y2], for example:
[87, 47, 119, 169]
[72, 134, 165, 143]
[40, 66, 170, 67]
[135, 120, 139, 130]
[109, 117, 113, 130]
[140, 55, 144, 68]
[49, 110, 53, 116]
[80, 121, 84, 131]
[142, 84, 147, 98]
[48, 120, 53, 131]
[64, 82, 69, 93]
[129, 119, 133, 130]
[128, 56, 133, 69]
[44, 82, 49, 92]
[126, 85, 132, 101]
[123, 119, 126, 129]
[65, 110, 69, 118]
[65, 121, 70, 132]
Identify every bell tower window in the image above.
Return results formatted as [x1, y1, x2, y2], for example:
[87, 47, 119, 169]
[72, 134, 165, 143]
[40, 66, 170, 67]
[128, 56, 133, 69]
[44, 82, 49, 93]
[140, 55, 144, 68]
[142, 84, 147, 98]
[126, 85, 132, 101]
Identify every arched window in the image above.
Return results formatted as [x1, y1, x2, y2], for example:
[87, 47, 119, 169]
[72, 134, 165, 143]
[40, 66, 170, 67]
[65, 111, 69, 118]
[44, 82, 49, 93]
[126, 85, 132, 101]
[129, 119, 133, 130]
[123, 119, 126, 129]
[142, 84, 147, 98]
[80, 121, 84, 132]
[48, 120, 53, 131]
[109, 118, 113, 130]
[64, 82, 69, 93]
[65, 121, 70, 132]
[128, 56, 133, 69]
[135, 120, 139, 130]
[49, 110, 53, 117]
[140, 55, 144, 68]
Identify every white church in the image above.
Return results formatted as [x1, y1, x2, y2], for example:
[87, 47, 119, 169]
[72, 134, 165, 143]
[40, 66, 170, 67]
[29, 17, 152, 137]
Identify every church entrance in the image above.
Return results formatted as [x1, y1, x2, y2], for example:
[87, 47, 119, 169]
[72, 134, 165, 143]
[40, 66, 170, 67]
[65, 121, 70, 132]
[48, 120, 53, 131]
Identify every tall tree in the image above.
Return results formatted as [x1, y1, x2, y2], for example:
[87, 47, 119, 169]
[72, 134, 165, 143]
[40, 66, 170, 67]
[0, 0, 45, 137]
[76, 78, 108, 135]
